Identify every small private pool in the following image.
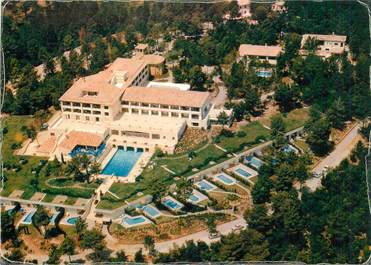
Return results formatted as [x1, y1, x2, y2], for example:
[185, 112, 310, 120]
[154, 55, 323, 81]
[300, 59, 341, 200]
[21, 210, 36, 225]
[69, 143, 106, 158]
[256, 70, 272, 78]
[122, 215, 151, 228]
[65, 216, 80, 225]
[231, 164, 258, 181]
[195, 179, 217, 192]
[162, 196, 184, 211]
[282, 144, 299, 154]
[101, 148, 142, 177]
[245, 156, 264, 170]
[213, 173, 236, 185]
[187, 189, 208, 204]
[142, 205, 161, 218]
[50, 212, 59, 225]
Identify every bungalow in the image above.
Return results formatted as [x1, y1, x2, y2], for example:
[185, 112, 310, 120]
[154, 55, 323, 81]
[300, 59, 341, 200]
[300, 33, 347, 58]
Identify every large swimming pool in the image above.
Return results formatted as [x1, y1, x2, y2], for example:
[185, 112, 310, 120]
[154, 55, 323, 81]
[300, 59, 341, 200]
[101, 148, 142, 177]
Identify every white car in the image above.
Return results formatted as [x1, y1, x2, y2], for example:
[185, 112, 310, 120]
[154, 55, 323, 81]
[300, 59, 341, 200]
[208, 232, 220, 239]
[232, 224, 243, 231]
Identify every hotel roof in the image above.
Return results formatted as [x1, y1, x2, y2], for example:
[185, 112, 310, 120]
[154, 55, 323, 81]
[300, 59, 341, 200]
[121, 86, 210, 108]
[59, 130, 104, 151]
[59, 58, 147, 105]
[239, 44, 282, 57]
[301, 34, 347, 43]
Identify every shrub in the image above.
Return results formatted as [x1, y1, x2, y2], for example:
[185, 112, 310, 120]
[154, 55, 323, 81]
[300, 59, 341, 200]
[11, 143, 21, 150]
[236, 131, 246, 137]
[220, 129, 234, 138]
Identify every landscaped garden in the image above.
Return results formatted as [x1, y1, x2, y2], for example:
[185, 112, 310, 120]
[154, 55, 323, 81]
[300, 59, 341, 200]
[1, 116, 96, 202]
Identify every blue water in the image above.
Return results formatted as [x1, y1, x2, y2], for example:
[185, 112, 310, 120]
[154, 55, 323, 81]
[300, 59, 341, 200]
[256, 70, 272, 78]
[283, 145, 298, 153]
[162, 198, 182, 210]
[235, 168, 251, 178]
[189, 194, 200, 202]
[101, 149, 142, 177]
[197, 180, 215, 191]
[66, 217, 79, 225]
[216, 174, 235, 185]
[123, 216, 146, 226]
[245, 156, 263, 169]
[143, 205, 160, 218]
[69, 143, 106, 158]
[22, 211, 35, 224]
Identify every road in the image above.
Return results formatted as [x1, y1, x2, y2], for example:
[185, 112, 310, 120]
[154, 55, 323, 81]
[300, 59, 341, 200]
[102, 216, 247, 255]
[211, 75, 228, 108]
[306, 124, 361, 191]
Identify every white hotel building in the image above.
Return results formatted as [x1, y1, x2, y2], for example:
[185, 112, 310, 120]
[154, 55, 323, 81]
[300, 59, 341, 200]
[39, 57, 213, 159]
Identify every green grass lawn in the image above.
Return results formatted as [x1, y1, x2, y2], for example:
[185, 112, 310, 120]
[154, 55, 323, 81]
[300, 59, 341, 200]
[1, 116, 95, 201]
[260, 108, 310, 132]
[218, 121, 271, 152]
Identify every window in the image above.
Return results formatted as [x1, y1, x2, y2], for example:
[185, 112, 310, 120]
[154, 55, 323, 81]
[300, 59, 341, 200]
[142, 110, 149, 115]
[192, 122, 199, 126]
[171, 112, 179, 117]
[112, 130, 119, 135]
[131, 102, 139, 106]
[96, 117, 100, 122]
[73, 109, 81, 113]
[85, 116, 90, 121]
[161, 111, 169, 116]
[152, 134, 160, 139]
[92, 104, 101, 109]
[151, 104, 159, 108]
[83, 110, 91, 114]
[181, 113, 189, 118]
[161, 104, 169, 109]
[66, 114, 70, 119]
[82, 103, 91, 108]
[171, 105, 179, 110]
[105, 112, 109, 116]
[141, 103, 149, 107]
[151, 110, 159, 115]
[76, 115, 80, 120]
[132, 109, 139, 114]
[122, 108, 129, 113]
[87, 91, 97, 96]
[181, 106, 190, 111]
[191, 107, 200, 112]
[63, 108, 71, 112]
[63, 102, 71, 106]
[93, 110, 101, 115]
[191, 114, 199, 119]
[104, 106, 109, 109]
[122, 101, 129, 105]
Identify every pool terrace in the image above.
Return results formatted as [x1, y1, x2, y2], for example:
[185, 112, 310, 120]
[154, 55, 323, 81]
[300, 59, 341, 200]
[228, 164, 258, 183]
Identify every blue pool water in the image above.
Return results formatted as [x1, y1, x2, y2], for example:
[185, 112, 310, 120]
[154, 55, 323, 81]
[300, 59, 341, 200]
[235, 168, 251, 178]
[22, 211, 35, 224]
[245, 156, 263, 169]
[123, 216, 147, 226]
[256, 70, 272, 78]
[101, 148, 142, 177]
[189, 194, 200, 202]
[69, 143, 106, 158]
[162, 198, 182, 210]
[216, 174, 235, 185]
[143, 205, 161, 218]
[197, 180, 216, 191]
[282, 145, 298, 154]
[66, 217, 79, 225]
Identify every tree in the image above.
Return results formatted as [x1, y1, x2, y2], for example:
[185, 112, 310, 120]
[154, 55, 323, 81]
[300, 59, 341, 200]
[75, 217, 87, 240]
[326, 98, 347, 130]
[88, 243, 112, 262]
[305, 118, 333, 156]
[206, 215, 217, 234]
[144, 235, 156, 256]
[111, 250, 127, 262]
[189, 66, 207, 91]
[1, 211, 16, 242]
[32, 206, 50, 237]
[65, 154, 101, 183]
[217, 111, 229, 127]
[176, 177, 193, 202]
[60, 237, 76, 262]
[80, 229, 105, 249]
[134, 248, 145, 262]
[46, 245, 61, 264]
[270, 115, 287, 149]
[274, 84, 300, 112]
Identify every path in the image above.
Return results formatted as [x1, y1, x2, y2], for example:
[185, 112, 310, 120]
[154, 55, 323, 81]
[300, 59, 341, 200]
[305, 124, 361, 191]
[102, 216, 247, 255]
[211, 76, 228, 108]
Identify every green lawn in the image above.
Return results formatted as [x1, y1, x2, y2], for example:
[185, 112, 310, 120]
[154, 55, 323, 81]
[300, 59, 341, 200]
[218, 121, 271, 152]
[260, 108, 310, 132]
[1, 116, 95, 201]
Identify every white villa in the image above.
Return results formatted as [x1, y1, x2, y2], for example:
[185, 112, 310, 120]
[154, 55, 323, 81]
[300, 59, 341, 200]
[238, 44, 283, 65]
[238, 0, 251, 19]
[35, 55, 216, 168]
[299, 33, 347, 58]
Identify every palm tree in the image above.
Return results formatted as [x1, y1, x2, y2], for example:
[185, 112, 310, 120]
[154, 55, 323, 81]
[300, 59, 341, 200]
[60, 237, 75, 262]
[32, 206, 50, 237]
